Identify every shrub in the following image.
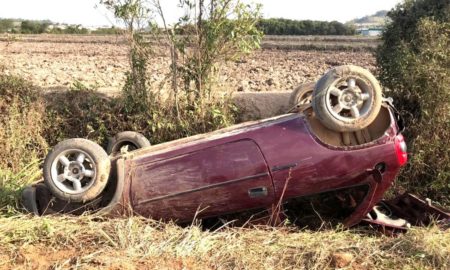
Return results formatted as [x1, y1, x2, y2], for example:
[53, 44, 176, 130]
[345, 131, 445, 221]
[91, 27, 121, 35]
[169, 0, 263, 100]
[20, 20, 50, 34]
[0, 74, 47, 210]
[44, 88, 237, 147]
[377, 0, 450, 203]
[0, 74, 47, 173]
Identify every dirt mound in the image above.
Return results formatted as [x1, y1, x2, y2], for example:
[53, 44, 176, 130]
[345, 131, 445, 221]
[233, 92, 291, 121]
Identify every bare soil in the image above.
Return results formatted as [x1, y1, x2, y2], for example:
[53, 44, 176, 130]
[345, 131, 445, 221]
[0, 34, 377, 94]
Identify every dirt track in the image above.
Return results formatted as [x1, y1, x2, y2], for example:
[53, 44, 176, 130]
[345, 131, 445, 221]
[0, 35, 377, 94]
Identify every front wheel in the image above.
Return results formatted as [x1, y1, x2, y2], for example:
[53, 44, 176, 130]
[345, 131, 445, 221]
[289, 82, 315, 108]
[43, 139, 111, 202]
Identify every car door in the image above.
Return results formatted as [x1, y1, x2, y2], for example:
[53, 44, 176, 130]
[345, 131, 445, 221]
[130, 139, 275, 221]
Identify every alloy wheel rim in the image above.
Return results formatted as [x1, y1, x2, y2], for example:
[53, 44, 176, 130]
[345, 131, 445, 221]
[50, 149, 97, 195]
[325, 77, 373, 122]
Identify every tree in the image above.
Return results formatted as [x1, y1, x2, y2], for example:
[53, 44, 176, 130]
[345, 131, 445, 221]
[64, 25, 89, 34]
[0, 19, 14, 33]
[20, 20, 49, 34]
[170, 0, 263, 101]
[256, 18, 355, 35]
[101, 0, 154, 114]
[102, 0, 262, 106]
[376, 0, 450, 202]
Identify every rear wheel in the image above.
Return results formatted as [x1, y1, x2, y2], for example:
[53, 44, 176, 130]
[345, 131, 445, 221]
[312, 65, 382, 132]
[43, 139, 111, 202]
[107, 131, 151, 156]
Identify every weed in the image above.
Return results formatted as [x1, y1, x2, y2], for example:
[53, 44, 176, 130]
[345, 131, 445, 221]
[0, 161, 41, 212]
[0, 74, 47, 173]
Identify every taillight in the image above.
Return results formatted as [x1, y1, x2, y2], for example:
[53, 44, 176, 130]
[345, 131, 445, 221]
[395, 134, 408, 166]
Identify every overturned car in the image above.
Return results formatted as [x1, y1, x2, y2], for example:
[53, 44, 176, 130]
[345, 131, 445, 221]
[23, 65, 421, 228]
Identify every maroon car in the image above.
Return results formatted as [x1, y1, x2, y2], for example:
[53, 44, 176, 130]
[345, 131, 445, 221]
[22, 65, 409, 227]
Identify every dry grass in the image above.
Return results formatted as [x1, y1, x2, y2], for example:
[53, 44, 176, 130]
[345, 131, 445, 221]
[0, 214, 448, 269]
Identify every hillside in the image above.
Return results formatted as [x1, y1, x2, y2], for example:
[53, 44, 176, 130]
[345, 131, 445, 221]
[349, 10, 389, 26]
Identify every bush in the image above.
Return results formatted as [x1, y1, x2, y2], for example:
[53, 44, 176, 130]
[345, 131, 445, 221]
[20, 20, 50, 34]
[0, 74, 47, 173]
[0, 74, 47, 210]
[91, 27, 121, 35]
[377, 0, 450, 203]
[0, 19, 14, 33]
[44, 87, 237, 147]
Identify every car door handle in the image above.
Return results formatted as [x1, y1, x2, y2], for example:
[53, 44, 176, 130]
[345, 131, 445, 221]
[248, 187, 268, 198]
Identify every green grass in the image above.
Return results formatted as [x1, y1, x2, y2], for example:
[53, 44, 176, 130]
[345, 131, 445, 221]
[0, 161, 41, 214]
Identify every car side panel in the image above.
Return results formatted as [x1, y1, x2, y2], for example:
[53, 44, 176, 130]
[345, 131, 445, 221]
[129, 139, 274, 221]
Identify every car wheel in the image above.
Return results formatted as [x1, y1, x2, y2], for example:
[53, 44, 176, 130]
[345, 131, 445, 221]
[312, 65, 382, 132]
[289, 82, 315, 108]
[107, 131, 151, 156]
[21, 185, 39, 215]
[43, 139, 111, 202]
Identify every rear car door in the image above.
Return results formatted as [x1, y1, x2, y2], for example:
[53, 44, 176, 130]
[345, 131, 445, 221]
[130, 139, 274, 221]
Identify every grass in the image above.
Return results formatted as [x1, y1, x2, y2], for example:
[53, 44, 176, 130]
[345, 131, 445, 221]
[0, 161, 42, 214]
[0, 214, 448, 269]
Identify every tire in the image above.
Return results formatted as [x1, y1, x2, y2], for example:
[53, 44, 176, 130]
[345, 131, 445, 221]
[107, 131, 151, 156]
[311, 65, 382, 132]
[21, 185, 39, 215]
[289, 82, 315, 108]
[43, 139, 111, 202]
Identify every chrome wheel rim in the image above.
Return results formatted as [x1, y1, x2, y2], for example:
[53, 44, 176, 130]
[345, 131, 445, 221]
[50, 149, 97, 194]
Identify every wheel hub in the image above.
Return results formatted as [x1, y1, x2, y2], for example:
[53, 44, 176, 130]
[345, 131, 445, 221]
[65, 162, 86, 180]
[339, 90, 360, 109]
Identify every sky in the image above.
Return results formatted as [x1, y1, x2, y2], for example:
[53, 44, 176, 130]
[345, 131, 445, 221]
[0, 0, 403, 27]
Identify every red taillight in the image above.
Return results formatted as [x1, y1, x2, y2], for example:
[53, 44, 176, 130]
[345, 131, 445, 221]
[395, 134, 408, 166]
